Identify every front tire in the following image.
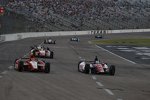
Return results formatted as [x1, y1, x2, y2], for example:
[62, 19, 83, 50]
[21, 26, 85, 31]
[44, 63, 50, 73]
[50, 51, 54, 59]
[109, 65, 115, 76]
[84, 64, 90, 74]
[18, 61, 24, 72]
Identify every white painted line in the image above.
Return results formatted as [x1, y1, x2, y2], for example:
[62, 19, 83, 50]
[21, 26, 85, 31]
[95, 45, 136, 64]
[78, 56, 82, 59]
[92, 76, 97, 80]
[117, 98, 123, 100]
[104, 89, 114, 95]
[88, 41, 92, 44]
[8, 66, 13, 69]
[39, 41, 44, 45]
[96, 81, 104, 87]
[1, 71, 8, 75]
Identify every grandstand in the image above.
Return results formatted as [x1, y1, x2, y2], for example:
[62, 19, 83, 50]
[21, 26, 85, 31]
[1, 0, 150, 33]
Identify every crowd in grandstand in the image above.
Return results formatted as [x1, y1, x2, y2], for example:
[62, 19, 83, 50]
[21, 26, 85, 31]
[4, 0, 150, 30]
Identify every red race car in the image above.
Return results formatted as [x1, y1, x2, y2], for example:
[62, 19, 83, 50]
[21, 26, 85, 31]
[14, 55, 50, 73]
[78, 59, 115, 75]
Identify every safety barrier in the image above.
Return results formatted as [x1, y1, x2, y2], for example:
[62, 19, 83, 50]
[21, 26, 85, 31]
[0, 29, 150, 42]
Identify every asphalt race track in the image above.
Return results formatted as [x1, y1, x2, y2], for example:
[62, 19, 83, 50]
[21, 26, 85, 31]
[0, 33, 150, 100]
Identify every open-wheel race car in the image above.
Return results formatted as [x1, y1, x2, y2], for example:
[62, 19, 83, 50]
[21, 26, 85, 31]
[31, 45, 54, 59]
[14, 56, 50, 73]
[95, 35, 103, 39]
[44, 38, 56, 44]
[70, 37, 80, 42]
[78, 59, 115, 75]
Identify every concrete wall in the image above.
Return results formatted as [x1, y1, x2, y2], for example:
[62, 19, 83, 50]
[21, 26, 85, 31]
[0, 29, 150, 42]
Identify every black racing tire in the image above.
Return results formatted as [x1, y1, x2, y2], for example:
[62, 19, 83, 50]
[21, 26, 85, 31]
[44, 63, 50, 73]
[84, 64, 90, 74]
[50, 51, 54, 59]
[14, 59, 18, 70]
[91, 68, 96, 74]
[33, 50, 36, 56]
[44, 40, 46, 44]
[54, 41, 56, 44]
[109, 65, 115, 76]
[18, 61, 24, 72]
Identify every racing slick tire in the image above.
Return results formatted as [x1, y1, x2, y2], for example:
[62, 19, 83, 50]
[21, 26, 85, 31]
[18, 61, 24, 72]
[14, 59, 18, 70]
[109, 65, 115, 76]
[50, 51, 54, 59]
[33, 50, 36, 56]
[91, 68, 96, 74]
[54, 41, 56, 44]
[44, 40, 46, 44]
[84, 64, 90, 74]
[44, 63, 50, 73]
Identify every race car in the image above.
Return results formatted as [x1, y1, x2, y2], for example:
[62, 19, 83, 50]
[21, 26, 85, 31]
[14, 55, 50, 73]
[78, 59, 115, 75]
[70, 37, 79, 42]
[31, 46, 54, 59]
[44, 38, 56, 44]
[95, 34, 103, 38]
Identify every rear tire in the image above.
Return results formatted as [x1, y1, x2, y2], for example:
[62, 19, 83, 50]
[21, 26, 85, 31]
[44, 63, 50, 73]
[109, 65, 115, 76]
[18, 61, 24, 72]
[84, 64, 90, 74]
[50, 51, 54, 59]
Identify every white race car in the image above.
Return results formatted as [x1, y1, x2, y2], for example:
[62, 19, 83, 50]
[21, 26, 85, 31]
[44, 38, 56, 44]
[70, 37, 79, 42]
[78, 60, 115, 75]
[31, 46, 54, 59]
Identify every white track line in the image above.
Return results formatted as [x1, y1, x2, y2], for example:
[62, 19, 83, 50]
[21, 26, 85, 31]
[117, 98, 123, 100]
[1, 71, 8, 75]
[96, 81, 104, 87]
[104, 89, 114, 96]
[8, 66, 13, 70]
[92, 76, 97, 80]
[95, 45, 136, 64]
[88, 41, 92, 44]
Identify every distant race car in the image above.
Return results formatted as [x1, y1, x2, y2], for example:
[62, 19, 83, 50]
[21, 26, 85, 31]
[14, 56, 50, 73]
[70, 37, 79, 42]
[44, 38, 56, 44]
[78, 60, 115, 75]
[95, 34, 103, 38]
[31, 46, 54, 59]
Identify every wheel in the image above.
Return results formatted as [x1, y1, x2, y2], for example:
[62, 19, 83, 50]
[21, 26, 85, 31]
[84, 64, 90, 74]
[109, 65, 115, 76]
[18, 61, 24, 72]
[54, 41, 56, 44]
[14, 59, 18, 70]
[33, 50, 36, 56]
[44, 63, 50, 73]
[50, 51, 54, 59]
[44, 40, 46, 44]
[78, 61, 82, 72]
[91, 68, 96, 74]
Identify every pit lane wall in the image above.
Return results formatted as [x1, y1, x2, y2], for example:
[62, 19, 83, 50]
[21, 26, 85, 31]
[0, 29, 150, 42]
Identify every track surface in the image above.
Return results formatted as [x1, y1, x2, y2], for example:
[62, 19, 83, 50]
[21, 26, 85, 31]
[0, 33, 150, 100]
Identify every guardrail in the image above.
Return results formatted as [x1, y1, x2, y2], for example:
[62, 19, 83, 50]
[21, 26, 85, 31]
[0, 29, 150, 42]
